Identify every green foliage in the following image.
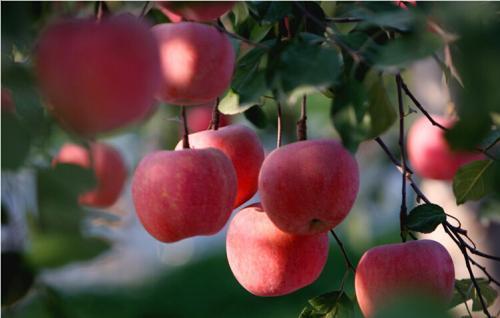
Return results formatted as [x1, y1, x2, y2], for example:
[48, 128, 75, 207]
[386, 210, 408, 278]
[1, 112, 31, 170]
[373, 294, 451, 318]
[450, 278, 498, 312]
[1, 252, 35, 307]
[244, 105, 268, 129]
[453, 160, 497, 205]
[406, 203, 446, 234]
[299, 291, 354, 318]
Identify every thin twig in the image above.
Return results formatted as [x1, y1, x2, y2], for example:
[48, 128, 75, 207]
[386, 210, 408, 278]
[181, 107, 190, 149]
[326, 17, 364, 23]
[396, 74, 408, 242]
[296, 95, 307, 141]
[140, 1, 150, 17]
[330, 230, 356, 272]
[276, 102, 283, 148]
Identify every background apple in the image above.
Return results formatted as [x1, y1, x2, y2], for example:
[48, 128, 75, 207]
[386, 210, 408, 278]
[184, 102, 231, 133]
[259, 139, 360, 235]
[53, 142, 127, 208]
[176, 124, 264, 208]
[132, 148, 237, 243]
[407, 116, 483, 180]
[226, 204, 329, 297]
[157, 1, 235, 22]
[152, 22, 235, 106]
[35, 15, 160, 136]
[355, 239, 455, 317]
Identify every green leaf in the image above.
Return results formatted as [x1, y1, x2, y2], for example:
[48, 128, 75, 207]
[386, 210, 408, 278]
[365, 79, 397, 138]
[450, 278, 498, 312]
[373, 294, 451, 318]
[453, 160, 495, 205]
[1, 112, 31, 170]
[356, 10, 418, 32]
[244, 105, 268, 129]
[218, 90, 255, 115]
[247, 1, 292, 23]
[406, 203, 446, 233]
[271, 41, 342, 102]
[300, 291, 354, 318]
[374, 32, 444, 71]
[26, 232, 110, 269]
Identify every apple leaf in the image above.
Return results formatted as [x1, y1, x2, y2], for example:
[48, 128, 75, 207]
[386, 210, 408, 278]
[453, 160, 495, 205]
[449, 278, 498, 312]
[1, 112, 31, 170]
[299, 290, 354, 318]
[244, 105, 268, 129]
[406, 203, 446, 234]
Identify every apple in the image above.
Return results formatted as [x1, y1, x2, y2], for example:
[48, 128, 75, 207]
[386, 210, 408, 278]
[132, 148, 237, 243]
[355, 239, 455, 318]
[53, 142, 127, 208]
[407, 116, 483, 180]
[226, 203, 329, 296]
[258, 139, 359, 235]
[157, 1, 235, 22]
[2, 88, 15, 113]
[175, 124, 264, 208]
[185, 102, 231, 133]
[152, 22, 235, 105]
[35, 15, 160, 136]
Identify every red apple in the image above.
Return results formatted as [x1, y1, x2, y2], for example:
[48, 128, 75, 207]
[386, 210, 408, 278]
[355, 240, 455, 318]
[185, 102, 231, 133]
[35, 15, 160, 136]
[226, 203, 329, 296]
[258, 139, 359, 235]
[157, 1, 235, 22]
[53, 142, 127, 208]
[132, 148, 237, 243]
[152, 22, 235, 105]
[407, 116, 483, 180]
[176, 124, 264, 208]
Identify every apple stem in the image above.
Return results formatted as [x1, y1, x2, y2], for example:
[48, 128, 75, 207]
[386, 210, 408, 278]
[209, 97, 221, 131]
[95, 1, 110, 21]
[139, 1, 150, 17]
[181, 107, 190, 149]
[396, 74, 408, 242]
[296, 95, 307, 141]
[330, 230, 356, 272]
[276, 101, 283, 148]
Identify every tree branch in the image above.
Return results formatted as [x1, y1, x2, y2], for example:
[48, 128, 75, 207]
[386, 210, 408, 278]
[330, 230, 356, 272]
[296, 95, 307, 141]
[209, 97, 221, 131]
[396, 74, 408, 242]
[181, 107, 190, 149]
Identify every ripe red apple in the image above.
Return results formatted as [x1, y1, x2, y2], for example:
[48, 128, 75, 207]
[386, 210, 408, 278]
[152, 22, 235, 105]
[35, 15, 160, 136]
[53, 142, 127, 208]
[175, 124, 264, 208]
[132, 148, 237, 243]
[157, 1, 235, 22]
[226, 203, 329, 296]
[185, 102, 231, 133]
[407, 116, 483, 180]
[355, 239, 455, 318]
[258, 139, 359, 235]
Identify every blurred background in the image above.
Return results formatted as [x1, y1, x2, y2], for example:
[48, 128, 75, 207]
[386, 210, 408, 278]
[2, 1, 499, 317]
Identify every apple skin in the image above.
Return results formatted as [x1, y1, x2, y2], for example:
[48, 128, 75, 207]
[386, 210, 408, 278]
[157, 1, 235, 22]
[35, 15, 160, 136]
[176, 124, 264, 208]
[132, 148, 237, 243]
[407, 116, 483, 180]
[185, 102, 231, 133]
[152, 22, 235, 106]
[53, 143, 127, 208]
[355, 239, 455, 318]
[258, 139, 359, 235]
[226, 203, 329, 297]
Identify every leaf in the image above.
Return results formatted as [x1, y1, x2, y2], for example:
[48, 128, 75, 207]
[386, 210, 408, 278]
[373, 32, 444, 71]
[453, 160, 495, 205]
[355, 10, 419, 32]
[365, 79, 397, 138]
[450, 278, 498, 312]
[244, 105, 268, 129]
[218, 90, 256, 115]
[299, 291, 354, 318]
[406, 203, 446, 233]
[1, 252, 35, 306]
[26, 232, 110, 269]
[247, 1, 292, 23]
[1, 112, 31, 170]
[271, 41, 342, 103]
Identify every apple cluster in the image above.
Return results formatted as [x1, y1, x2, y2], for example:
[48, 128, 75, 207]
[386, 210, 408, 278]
[34, 2, 463, 317]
